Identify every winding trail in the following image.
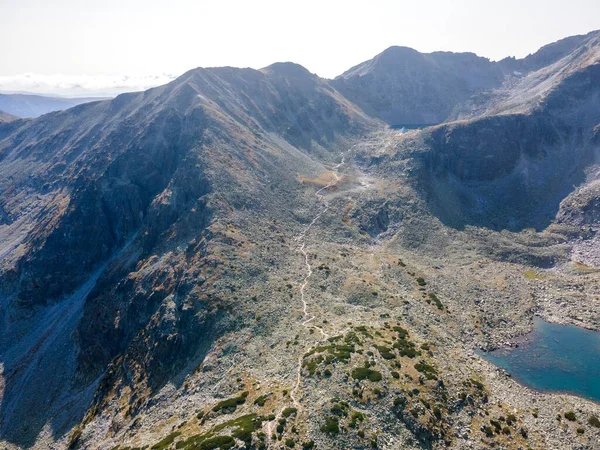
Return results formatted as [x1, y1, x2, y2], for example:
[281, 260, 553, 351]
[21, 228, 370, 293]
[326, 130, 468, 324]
[288, 158, 345, 408]
[266, 155, 350, 442]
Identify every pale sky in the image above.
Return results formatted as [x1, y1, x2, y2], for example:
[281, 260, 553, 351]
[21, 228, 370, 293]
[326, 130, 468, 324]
[1, 0, 599, 96]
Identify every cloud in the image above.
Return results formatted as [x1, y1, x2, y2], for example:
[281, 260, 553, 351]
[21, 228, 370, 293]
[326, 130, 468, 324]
[0, 73, 178, 97]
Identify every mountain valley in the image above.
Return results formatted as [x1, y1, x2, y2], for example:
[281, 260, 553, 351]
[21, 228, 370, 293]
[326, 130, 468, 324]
[1, 31, 600, 450]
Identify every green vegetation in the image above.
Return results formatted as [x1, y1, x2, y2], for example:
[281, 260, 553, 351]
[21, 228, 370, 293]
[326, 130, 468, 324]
[524, 269, 545, 280]
[212, 392, 249, 413]
[564, 411, 577, 421]
[469, 379, 484, 391]
[151, 432, 181, 450]
[490, 419, 502, 433]
[374, 345, 395, 360]
[254, 395, 268, 407]
[330, 400, 350, 416]
[211, 414, 262, 444]
[349, 411, 365, 428]
[393, 326, 409, 339]
[390, 371, 400, 379]
[304, 343, 355, 365]
[285, 438, 296, 447]
[351, 367, 382, 382]
[355, 326, 374, 338]
[175, 433, 236, 450]
[577, 427, 585, 434]
[428, 293, 444, 310]
[393, 337, 418, 358]
[301, 441, 315, 449]
[198, 436, 235, 450]
[414, 361, 437, 380]
[282, 407, 297, 418]
[320, 416, 340, 434]
[589, 416, 600, 428]
[416, 278, 426, 286]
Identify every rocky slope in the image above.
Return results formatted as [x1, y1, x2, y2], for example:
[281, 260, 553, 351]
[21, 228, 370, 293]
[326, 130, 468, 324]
[1, 32, 600, 450]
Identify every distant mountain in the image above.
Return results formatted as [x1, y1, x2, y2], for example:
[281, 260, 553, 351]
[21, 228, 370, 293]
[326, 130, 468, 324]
[0, 93, 109, 118]
[331, 30, 600, 127]
[1, 31, 600, 450]
[331, 47, 505, 126]
[0, 110, 18, 123]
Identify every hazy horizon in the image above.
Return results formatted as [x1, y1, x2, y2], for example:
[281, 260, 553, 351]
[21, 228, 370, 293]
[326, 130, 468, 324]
[1, 0, 599, 96]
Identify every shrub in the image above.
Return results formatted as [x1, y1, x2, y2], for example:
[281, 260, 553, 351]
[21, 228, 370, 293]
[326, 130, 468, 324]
[349, 411, 365, 428]
[506, 414, 517, 426]
[427, 293, 444, 310]
[416, 278, 426, 286]
[212, 392, 249, 413]
[391, 371, 400, 379]
[564, 411, 577, 421]
[351, 367, 382, 382]
[151, 432, 181, 450]
[589, 416, 600, 428]
[282, 407, 297, 418]
[374, 345, 395, 360]
[301, 441, 314, 449]
[212, 414, 262, 444]
[198, 436, 235, 450]
[320, 416, 340, 434]
[414, 361, 437, 380]
[393, 338, 418, 358]
[576, 427, 585, 434]
[285, 438, 296, 447]
[254, 395, 268, 407]
[393, 326, 409, 339]
[469, 379, 484, 390]
[490, 419, 502, 432]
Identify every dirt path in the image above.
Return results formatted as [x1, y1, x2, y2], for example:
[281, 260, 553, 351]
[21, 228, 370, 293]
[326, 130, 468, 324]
[264, 157, 346, 442]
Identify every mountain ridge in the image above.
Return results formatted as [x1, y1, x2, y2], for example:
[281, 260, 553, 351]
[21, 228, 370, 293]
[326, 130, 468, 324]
[1, 31, 600, 450]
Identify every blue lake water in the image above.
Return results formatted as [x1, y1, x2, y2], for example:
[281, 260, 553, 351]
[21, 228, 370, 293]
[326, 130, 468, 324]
[480, 318, 600, 402]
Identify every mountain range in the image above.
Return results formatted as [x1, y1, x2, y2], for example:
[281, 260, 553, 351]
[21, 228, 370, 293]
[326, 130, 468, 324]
[0, 93, 109, 119]
[1, 30, 600, 450]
